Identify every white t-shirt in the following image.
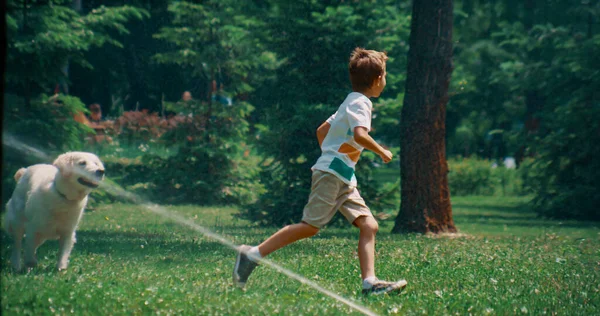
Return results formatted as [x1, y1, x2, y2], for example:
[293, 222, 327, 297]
[312, 92, 372, 186]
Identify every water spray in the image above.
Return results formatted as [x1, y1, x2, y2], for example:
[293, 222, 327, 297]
[3, 134, 378, 316]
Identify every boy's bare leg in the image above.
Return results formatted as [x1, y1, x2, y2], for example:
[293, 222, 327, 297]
[234, 222, 319, 288]
[354, 216, 408, 295]
[354, 216, 378, 279]
[258, 222, 320, 257]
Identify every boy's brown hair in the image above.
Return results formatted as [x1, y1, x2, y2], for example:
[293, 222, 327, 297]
[348, 47, 388, 91]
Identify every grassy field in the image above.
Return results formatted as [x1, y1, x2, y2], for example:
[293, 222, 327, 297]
[2, 196, 599, 315]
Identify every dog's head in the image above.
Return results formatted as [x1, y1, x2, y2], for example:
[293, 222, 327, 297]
[53, 152, 105, 190]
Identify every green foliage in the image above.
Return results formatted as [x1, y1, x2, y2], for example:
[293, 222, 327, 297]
[6, 0, 148, 96]
[4, 94, 89, 151]
[487, 21, 600, 220]
[447, 0, 600, 219]
[449, 0, 599, 157]
[241, 104, 330, 226]
[447, 124, 476, 157]
[371, 97, 403, 146]
[105, 101, 264, 206]
[244, 0, 411, 226]
[4, 0, 599, 223]
[448, 157, 495, 196]
[106, 1, 272, 206]
[2, 93, 90, 204]
[153, 1, 277, 100]
[448, 157, 526, 197]
[4, 1, 148, 206]
[2, 198, 599, 314]
[524, 104, 600, 220]
[241, 103, 400, 226]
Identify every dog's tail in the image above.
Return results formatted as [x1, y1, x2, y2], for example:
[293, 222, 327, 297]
[14, 168, 27, 182]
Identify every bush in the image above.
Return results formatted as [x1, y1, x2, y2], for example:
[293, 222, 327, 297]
[3, 94, 89, 204]
[448, 157, 494, 196]
[101, 101, 264, 206]
[113, 110, 175, 143]
[524, 103, 600, 221]
[448, 156, 526, 196]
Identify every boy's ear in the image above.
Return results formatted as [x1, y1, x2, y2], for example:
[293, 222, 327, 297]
[373, 76, 382, 87]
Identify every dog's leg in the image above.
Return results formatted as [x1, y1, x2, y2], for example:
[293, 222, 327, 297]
[57, 232, 76, 271]
[10, 226, 24, 272]
[6, 199, 24, 272]
[24, 231, 44, 269]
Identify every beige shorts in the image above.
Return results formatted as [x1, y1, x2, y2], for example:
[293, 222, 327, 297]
[301, 170, 373, 228]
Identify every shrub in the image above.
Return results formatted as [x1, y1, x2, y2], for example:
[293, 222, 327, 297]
[102, 101, 264, 206]
[448, 157, 495, 196]
[3, 94, 89, 204]
[111, 110, 191, 146]
[447, 156, 526, 196]
[524, 103, 600, 220]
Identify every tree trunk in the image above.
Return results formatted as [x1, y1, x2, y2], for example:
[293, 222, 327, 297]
[57, 0, 83, 95]
[516, 0, 541, 166]
[392, 0, 456, 234]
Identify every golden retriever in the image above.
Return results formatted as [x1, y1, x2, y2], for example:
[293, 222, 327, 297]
[4, 152, 105, 271]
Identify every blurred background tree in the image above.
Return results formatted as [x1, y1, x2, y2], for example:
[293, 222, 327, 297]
[3, 0, 148, 203]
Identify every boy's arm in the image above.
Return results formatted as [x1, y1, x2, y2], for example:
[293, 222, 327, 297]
[316, 122, 331, 147]
[354, 126, 393, 163]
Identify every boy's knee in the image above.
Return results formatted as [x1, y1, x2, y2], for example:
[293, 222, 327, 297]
[300, 222, 320, 237]
[356, 216, 379, 234]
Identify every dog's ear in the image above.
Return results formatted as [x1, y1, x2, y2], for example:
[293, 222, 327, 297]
[14, 168, 27, 182]
[53, 153, 74, 178]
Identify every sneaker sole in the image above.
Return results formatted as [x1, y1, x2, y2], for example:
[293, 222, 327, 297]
[364, 280, 408, 295]
[233, 246, 247, 288]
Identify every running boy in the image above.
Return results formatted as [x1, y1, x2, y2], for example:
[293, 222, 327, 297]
[233, 47, 407, 295]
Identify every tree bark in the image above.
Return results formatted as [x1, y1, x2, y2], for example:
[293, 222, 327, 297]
[392, 0, 456, 234]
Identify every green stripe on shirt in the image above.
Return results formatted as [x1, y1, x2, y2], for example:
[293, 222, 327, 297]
[328, 157, 354, 181]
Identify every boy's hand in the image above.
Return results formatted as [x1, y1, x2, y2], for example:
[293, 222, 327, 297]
[379, 149, 393, 163]
[353, 126, 394, 163]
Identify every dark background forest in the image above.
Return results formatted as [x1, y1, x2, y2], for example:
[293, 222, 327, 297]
[3, 0, 599, 224]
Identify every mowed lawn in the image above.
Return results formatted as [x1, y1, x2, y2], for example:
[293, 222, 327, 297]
[2, 196, 599, 315]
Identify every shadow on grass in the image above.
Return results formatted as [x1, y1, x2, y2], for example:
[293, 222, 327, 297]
[451, 202, 528, 214]
[454, 214, 599, 228]
[364, 198, 600, 233]
[76, 230, 232, 256]
[452, 200, 599, 229]
[0, 229, 236, 273]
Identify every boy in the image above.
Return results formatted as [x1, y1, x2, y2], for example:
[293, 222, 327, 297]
[233, 47, 407, 295]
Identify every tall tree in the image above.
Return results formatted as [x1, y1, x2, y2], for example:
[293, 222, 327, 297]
[392, 0, 456, 233]
[5, 0, 148, 102]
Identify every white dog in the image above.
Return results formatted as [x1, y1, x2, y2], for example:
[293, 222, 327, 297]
[4, 152, 105, 272]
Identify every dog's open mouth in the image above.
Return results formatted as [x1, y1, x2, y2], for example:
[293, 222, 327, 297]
[78, 177, 99, 188]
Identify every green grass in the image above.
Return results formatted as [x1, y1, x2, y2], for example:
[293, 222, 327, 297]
[2, 196, 599, 315]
